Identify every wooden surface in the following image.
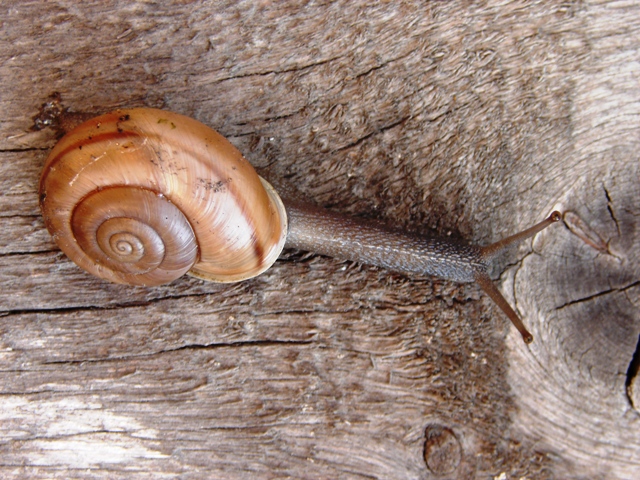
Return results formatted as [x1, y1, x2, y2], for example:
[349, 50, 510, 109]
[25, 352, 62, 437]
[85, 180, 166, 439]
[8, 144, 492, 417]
[1, 1, 639, 478]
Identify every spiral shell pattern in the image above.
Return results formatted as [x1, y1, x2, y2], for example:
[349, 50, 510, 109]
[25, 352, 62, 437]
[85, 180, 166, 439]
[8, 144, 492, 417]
[39, 108, 287, 286]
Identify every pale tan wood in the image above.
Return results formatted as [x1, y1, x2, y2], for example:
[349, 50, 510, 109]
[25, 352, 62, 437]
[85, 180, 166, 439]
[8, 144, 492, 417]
[1, 1, 639, 478]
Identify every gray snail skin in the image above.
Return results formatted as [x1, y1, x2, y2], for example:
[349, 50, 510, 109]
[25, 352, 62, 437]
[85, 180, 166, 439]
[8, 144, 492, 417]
[39, 108, 561, 344]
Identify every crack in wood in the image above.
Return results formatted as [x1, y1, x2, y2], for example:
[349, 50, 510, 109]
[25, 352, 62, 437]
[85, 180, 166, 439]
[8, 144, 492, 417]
[215, 54, 345, 82]
[38, 339, 315, 365]
[603, 184, 622, 237]
[0, 249, 61, 259]
[0, 147, 49, 153]
[0, 290, 232, 316]
[554, 280, 640, 310]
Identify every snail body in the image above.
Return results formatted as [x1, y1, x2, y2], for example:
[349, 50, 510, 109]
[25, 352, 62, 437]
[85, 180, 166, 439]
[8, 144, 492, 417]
[40, 108, 561, 343]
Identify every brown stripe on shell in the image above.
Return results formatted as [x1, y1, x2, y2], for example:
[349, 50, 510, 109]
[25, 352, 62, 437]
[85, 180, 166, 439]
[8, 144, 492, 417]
[253, 239, 266, 270]
[39, 130, 141, 197]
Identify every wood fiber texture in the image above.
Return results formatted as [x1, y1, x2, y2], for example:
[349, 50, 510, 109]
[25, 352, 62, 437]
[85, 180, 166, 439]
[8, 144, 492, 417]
[1, 1, 639, 479]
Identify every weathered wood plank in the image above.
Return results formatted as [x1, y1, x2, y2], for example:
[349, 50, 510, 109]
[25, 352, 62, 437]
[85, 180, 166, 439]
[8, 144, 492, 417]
[1, 0, 639, 478]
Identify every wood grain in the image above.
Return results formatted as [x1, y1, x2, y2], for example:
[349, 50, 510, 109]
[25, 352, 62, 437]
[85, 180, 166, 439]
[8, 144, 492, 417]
[1, 1, 639, 478]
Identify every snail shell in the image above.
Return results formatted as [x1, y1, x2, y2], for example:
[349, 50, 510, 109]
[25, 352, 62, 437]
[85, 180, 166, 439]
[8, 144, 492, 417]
[39, 108, 288, 286]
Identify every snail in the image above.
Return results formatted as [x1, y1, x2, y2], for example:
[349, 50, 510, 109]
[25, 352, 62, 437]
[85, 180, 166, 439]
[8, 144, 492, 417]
[39, 108, 561, 344]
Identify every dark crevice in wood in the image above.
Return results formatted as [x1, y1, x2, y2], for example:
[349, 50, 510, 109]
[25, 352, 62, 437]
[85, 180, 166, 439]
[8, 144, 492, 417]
[252, 308, 336, 316]
[0, 298, 381, 318]
[0, 303, 136, 317]
[0, 213, 41, 219]
[554, 280, 640, 310]
[603, 184, 622, 236]
[0, 249, 61, 259]
[0, 147, 48, 153]
[170, 339, 314, 352]
[216, 54, 345, 82]
[625, 334, 640, 409]
[38, 339, 314, 365]
[353, 62, 385, 80]
[0, 294, 211, 317]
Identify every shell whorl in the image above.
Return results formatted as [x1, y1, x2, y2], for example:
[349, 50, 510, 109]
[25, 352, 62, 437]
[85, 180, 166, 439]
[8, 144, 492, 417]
[39, 108, 287, 286]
